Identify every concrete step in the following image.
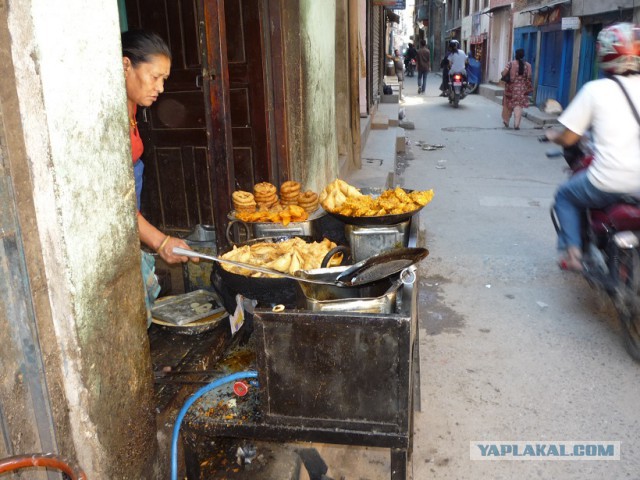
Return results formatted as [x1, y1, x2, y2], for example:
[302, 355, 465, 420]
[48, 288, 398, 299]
[479, 82, 504, 103]
[396, 131, 406, 153]
[377, 102, 400, 127]
[523, 108, 560, 126]
[371, 113, 389, 130]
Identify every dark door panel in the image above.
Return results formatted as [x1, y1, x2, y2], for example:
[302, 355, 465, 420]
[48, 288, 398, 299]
[225, 0, 271, 186]
[126, 0, 215, 235]
[124, 0, 284, 246]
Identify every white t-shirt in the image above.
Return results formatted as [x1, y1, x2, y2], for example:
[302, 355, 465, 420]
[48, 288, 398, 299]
[558, 75, 640, 192]
[448, 50, 467, 74]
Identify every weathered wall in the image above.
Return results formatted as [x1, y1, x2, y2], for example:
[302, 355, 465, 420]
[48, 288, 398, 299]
[4, 0, 158, 478]
[571, 0, 638, 17]
[284, 0, 339, 191]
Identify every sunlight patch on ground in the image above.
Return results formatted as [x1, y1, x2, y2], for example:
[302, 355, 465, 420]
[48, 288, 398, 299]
[401, 96, 426, 106]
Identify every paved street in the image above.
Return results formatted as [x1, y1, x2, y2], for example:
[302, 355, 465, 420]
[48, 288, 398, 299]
[314, 74, 640, 480]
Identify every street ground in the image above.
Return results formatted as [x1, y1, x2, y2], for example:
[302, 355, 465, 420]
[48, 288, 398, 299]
[310, 74, 640, 479]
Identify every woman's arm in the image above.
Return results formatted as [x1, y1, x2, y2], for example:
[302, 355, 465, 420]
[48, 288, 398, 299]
[137, 213, 196, 264]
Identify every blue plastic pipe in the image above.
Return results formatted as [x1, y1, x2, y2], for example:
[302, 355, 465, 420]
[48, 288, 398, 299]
[170, 371, 258, 480]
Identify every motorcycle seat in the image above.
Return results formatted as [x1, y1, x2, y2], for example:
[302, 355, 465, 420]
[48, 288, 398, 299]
[590, 203, 640, 234]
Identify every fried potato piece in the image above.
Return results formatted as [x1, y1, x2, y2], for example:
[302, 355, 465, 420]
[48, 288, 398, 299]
[321, 180, 435, 218]
[220, 237, 340, 277]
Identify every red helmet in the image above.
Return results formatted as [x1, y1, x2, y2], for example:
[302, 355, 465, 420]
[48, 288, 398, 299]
[596, 23, 640, 75]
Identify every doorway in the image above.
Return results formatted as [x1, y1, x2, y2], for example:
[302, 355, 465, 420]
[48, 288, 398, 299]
[123, 0, 284, 246]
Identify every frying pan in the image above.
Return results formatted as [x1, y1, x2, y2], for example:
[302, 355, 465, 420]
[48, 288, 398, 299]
[174, 246, 428, 287]
[323, 188, 426, 226]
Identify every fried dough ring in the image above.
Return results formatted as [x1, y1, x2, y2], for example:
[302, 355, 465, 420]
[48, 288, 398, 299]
[298, 191, 318, 206]
[254, 182, 276, 196]
[232, 190, 255, 205]
[280, 181, 301, 196]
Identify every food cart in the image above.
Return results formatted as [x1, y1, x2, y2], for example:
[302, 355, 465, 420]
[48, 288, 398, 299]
[150, 183, 429, 479]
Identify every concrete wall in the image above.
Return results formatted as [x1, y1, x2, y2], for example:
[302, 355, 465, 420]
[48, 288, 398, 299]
[488, 9, 511, 82]
[285, 0, 339, 191]
[571, 0, 638, 17]
[3, 0, 159, 478]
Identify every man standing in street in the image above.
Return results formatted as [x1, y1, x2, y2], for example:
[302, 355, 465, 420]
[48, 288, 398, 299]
[416, 40, 431, 94]
[387, 48, 405, 99]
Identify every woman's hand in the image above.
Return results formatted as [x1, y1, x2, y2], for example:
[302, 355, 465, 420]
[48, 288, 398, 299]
[137, 213, 199, 265]
[157, 236, 198, 264]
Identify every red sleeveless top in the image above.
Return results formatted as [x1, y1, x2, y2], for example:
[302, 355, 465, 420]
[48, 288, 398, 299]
[130, 105, 143, 162]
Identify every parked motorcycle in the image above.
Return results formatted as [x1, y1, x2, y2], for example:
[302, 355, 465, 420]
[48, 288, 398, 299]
[544, 136, 640, 362]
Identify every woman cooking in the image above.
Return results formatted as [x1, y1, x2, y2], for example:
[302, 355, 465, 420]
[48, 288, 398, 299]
[122, 30, 194, 322]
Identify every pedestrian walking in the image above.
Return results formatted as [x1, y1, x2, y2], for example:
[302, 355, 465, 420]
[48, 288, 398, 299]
[501, 49, 532, 130]
[416, 40, 430, 94]
[439, 55, 450, 96]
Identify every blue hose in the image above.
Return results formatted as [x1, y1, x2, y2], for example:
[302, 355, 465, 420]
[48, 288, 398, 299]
[170, 371, 258, 480]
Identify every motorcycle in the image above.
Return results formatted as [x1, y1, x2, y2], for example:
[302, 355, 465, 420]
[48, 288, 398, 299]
[405, 58, 416, 77]
[545, 136, 640, 362]
[447, 71, 468, 108]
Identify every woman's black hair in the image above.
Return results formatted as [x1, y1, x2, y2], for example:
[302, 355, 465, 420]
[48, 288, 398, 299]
[121, 30, 171, 66]
[515, 48, 525, 76]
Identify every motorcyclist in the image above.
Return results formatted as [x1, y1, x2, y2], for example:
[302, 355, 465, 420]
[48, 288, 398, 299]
[446, 40, 468, 97]
[404, 43, 418, 75]
[447, 40, 468, 75]
[546, 23, 640, 271]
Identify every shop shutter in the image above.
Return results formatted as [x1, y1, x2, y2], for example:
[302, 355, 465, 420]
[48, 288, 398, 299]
[372, 6, 381, 102]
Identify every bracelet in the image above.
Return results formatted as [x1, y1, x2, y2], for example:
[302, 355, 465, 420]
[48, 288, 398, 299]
[157, 235, 171, 254]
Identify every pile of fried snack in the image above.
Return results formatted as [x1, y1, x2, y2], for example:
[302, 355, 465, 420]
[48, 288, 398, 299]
[220, 237, 342, 277]
[231, 181, 319, 225]
[319, 179, 434, 217]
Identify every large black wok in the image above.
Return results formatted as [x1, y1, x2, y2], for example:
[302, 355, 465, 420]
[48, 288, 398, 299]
[325, 187, 426, 226]
[209, 236, 349, 314]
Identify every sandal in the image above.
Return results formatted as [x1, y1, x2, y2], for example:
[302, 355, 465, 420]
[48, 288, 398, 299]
[503, 121, 509, 128]
[558, 247, 583, 272]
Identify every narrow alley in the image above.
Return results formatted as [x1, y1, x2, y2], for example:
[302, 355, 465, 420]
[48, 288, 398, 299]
[408, 74, 639, 479]
[313, 73, 640, 480]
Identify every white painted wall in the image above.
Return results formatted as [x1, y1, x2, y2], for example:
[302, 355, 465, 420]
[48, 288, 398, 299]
[6, 0, 155, 477]
[488, 9, 511, 82]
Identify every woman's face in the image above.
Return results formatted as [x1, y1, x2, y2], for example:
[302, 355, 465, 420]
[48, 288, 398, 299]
[124, 54, 171, 107]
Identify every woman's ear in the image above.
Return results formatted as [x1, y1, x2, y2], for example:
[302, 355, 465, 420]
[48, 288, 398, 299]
[123, 57, 131, 76]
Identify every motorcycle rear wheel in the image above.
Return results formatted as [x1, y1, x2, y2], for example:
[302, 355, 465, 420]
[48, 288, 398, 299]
[614, 248, 640, 362]
[453, 93, 460, 108]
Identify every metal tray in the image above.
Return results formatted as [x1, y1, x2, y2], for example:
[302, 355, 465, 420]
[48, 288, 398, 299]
[150, 290, 225, 326]
[297, 266, 415, 314]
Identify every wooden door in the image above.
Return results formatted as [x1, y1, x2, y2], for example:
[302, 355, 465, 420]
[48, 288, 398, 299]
[224, 0, 272, 190]
[125, 1, 219, 235]
[124, 0, 284, 245]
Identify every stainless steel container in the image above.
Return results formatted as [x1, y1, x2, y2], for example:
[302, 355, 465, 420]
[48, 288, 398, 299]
[296, 266, 412, 314]
[345, 220, 410, 262]
[227, 208, 326, 244]
[182, 224, 217, 292]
